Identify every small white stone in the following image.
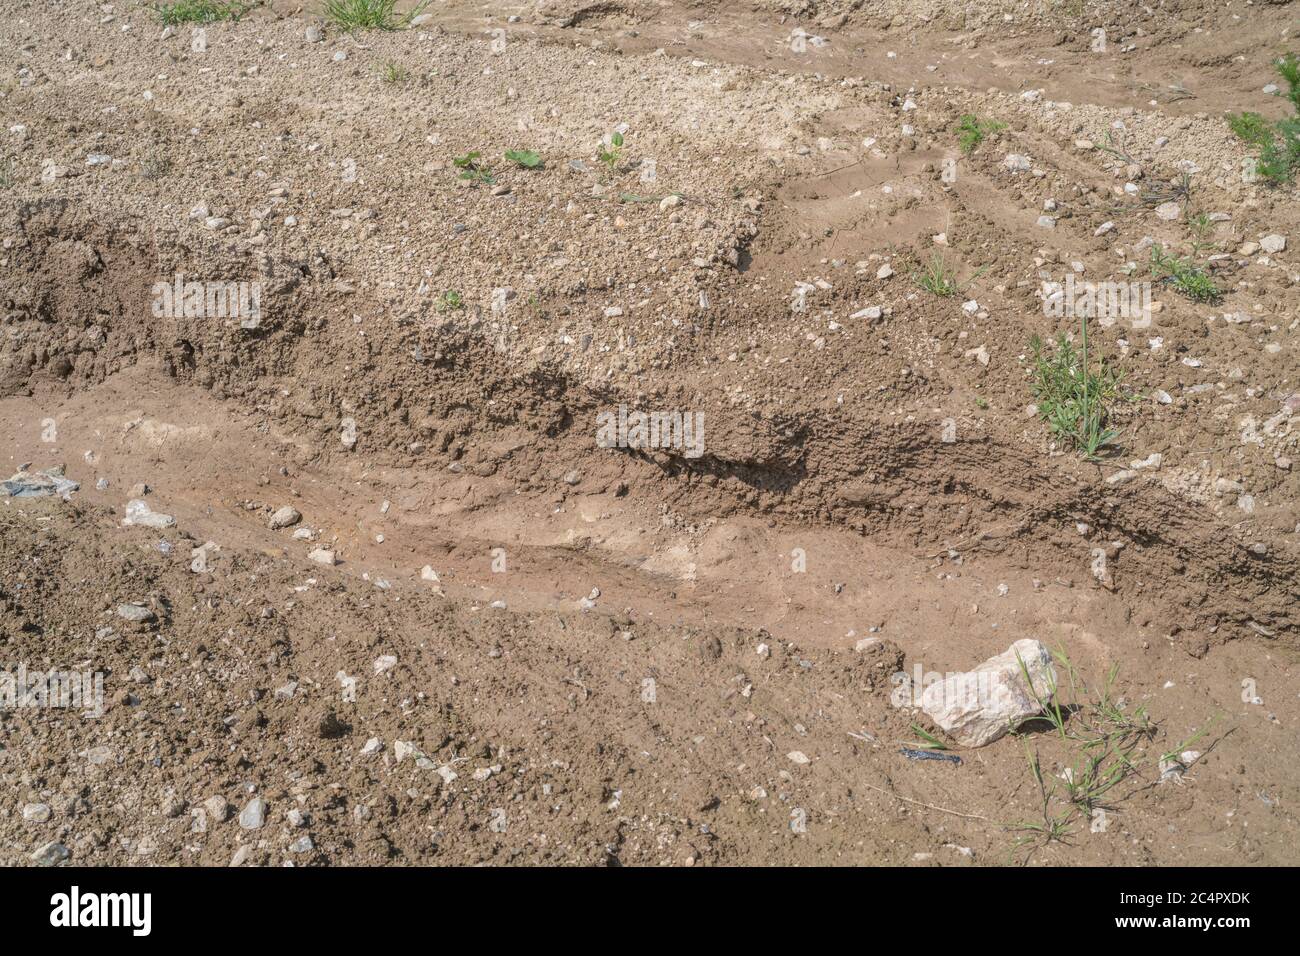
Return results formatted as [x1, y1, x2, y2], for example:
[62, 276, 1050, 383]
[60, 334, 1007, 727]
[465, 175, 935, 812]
[203, 796, 229, 822]
[394, 741, 420, 762]
[268, 505, 301, 529]
[238, 798, 266, 830]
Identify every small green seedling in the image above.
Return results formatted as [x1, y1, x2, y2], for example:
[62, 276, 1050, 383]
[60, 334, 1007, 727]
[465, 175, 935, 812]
[437, 290, 464, 311]
[1159, 715, 1221, 766]
[452, 151, 496, 186]
[597, 130, 625, 174]
[956, 114, 1005, 154]
[909, 724, 949, 751]
[1007, 745, 1075, 862]
[504, 149, 542, 169]
[381, 61, 408, 85]
[1187, 211, 1215, 255]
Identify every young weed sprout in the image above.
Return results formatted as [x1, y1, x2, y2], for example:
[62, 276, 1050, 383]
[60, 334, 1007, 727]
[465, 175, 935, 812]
[1008, 744, 1075, 861]
[913, 254, 961, 296]
[452, 151, 496, 186]
[909, 724, 949, 751]
[504, 149, 543, 169]
[913, 254, 986, 298]
[436, 290, 465, 312]
[1150, 244, 1220, 303]
[596, 130, 625, 175]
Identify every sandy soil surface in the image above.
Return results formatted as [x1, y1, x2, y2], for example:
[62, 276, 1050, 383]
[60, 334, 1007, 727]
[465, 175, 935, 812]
[0, 0, 1297, 866]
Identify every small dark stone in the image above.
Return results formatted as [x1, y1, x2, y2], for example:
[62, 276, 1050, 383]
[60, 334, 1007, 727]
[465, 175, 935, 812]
[318, 711, 351, 739]
[699, 636, 723, 661]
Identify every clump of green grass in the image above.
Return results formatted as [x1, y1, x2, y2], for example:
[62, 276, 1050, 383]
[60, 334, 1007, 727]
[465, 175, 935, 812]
[1150, 244, 1220, 303]
[504, 149, 542, 169]
[151, 1, 253, 24]
[1227, 54, 1300, 186]
[913, 254, 961, 296]
[1004, 648, 1184, 863]
[323, 0, 429, 31]
[955, 114, 1005, 154]
[380, 61, 408, 85]
[452, 151, 495, 186]
[1029, 317, 1125, 459]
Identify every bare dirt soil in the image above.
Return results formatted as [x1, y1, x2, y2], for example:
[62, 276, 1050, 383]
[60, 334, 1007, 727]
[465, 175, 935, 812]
[0, 0, 1297, 866]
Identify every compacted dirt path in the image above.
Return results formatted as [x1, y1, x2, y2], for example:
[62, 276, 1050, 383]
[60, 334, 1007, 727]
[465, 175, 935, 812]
[0, 0, 1297, 866]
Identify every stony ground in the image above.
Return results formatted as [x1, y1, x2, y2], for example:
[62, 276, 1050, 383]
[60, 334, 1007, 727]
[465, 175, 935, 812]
[0, 0, 1297, 866]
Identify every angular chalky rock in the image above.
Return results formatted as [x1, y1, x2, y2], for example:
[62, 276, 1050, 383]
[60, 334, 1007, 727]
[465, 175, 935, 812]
[919, 639, 1057, 747]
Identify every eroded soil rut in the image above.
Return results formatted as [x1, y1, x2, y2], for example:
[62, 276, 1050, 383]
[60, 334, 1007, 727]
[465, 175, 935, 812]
[8, 199, 1294, 649]
[4, 185, 1296, 869]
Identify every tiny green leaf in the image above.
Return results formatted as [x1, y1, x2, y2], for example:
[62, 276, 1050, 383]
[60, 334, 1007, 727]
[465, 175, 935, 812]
[504, 149, 542, 168]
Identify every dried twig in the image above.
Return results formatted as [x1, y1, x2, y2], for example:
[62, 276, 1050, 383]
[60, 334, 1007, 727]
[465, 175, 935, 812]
[861, 781, 989, 820]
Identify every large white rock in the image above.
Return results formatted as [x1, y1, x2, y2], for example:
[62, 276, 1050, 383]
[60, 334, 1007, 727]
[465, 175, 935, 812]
[268, 505, 301, 529]
[919, 639, 1057, 747]
[122, 498, 175, 529]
